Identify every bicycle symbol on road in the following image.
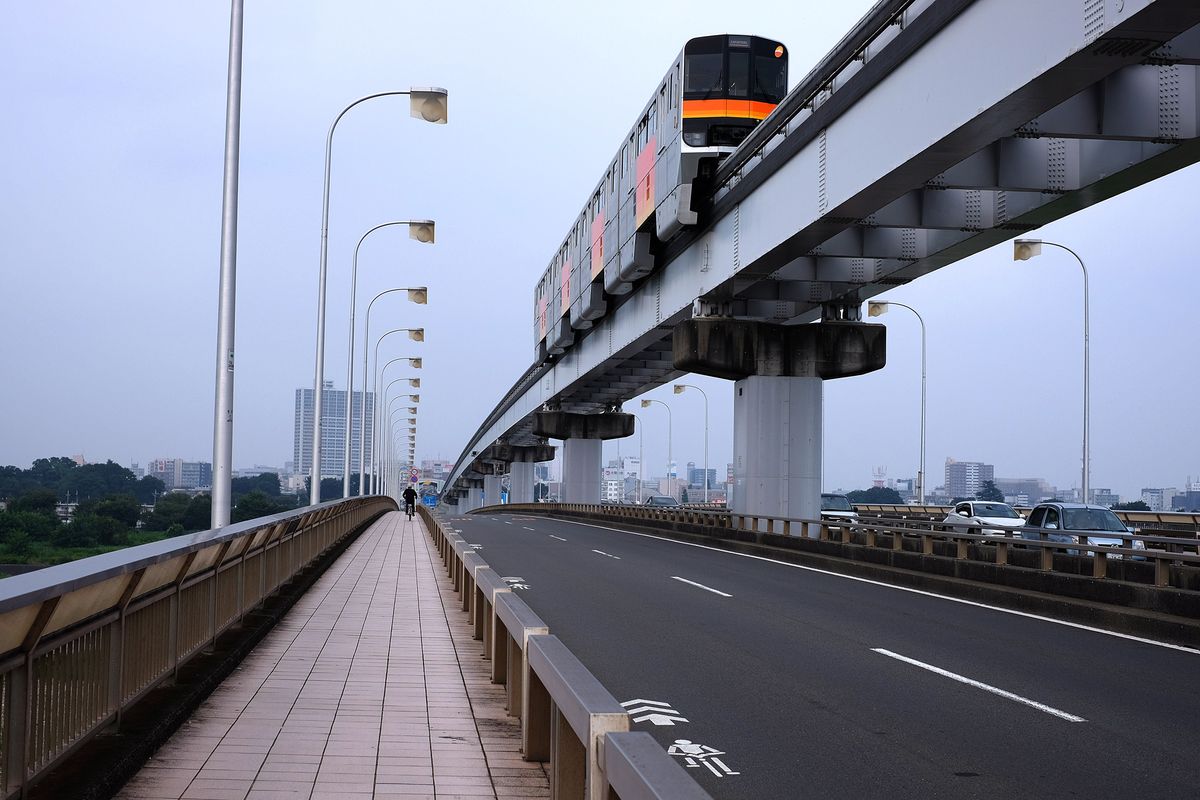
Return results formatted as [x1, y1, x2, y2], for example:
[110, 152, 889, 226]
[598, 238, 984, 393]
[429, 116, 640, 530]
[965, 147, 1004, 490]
[668, 740, 740, 777]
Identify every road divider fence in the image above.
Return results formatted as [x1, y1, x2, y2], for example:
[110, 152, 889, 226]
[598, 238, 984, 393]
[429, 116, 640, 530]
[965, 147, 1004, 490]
[419, 506, 712, 800]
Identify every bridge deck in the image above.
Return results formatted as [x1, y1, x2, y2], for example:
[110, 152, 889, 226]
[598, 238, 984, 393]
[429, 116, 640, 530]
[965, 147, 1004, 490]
[115, 511, 548, 800]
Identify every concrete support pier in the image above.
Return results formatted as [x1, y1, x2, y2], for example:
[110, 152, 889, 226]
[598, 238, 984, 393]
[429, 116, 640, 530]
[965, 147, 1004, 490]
[561, 438, 602, 504]
[509, 461, 535, 504]
[483, 474, 502, 506]
[732, 376, 823, 522]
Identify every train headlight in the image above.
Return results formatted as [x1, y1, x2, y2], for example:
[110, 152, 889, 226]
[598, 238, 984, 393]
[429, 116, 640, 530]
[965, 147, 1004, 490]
[684, 131, 707, 147]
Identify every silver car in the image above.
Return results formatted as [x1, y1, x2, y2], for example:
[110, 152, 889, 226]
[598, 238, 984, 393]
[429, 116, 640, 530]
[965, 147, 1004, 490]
[944, 501, 1025, 536]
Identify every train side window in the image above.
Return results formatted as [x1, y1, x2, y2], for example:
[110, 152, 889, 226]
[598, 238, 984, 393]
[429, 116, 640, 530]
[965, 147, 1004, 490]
[648, 103, 656, 137]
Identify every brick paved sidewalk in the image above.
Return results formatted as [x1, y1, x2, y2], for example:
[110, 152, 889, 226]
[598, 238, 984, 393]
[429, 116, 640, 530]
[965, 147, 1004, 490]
[115, 510, 549, 800]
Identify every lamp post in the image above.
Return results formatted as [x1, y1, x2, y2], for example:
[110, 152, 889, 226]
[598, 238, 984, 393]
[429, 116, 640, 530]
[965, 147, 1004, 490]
[630, 412, 645, 504]
[371, 353, 421, 491]
[361, 289, 427, 493]
[868, 301, 926, 503]
[640, 398, 673, 499]
[343, 223, 434, 497]
[211, 0, 244, 529]
[1014, 239, 1090, 501]
[309, 88, 446, 506]
[673, 384, 709, 503]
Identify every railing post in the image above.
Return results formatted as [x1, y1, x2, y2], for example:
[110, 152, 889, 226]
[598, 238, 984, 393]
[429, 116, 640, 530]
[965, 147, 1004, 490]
[109, 569, 145, 726]
[995, 541, 1008, 566]
[7, 598, 59, 792]
[1155, 556, 1170, 588]
[1040, 544, 1054, 571]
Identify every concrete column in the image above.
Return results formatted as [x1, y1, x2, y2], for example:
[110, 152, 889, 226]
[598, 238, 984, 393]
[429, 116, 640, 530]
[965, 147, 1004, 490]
[509, 461, 535, 504]
[466, 487, 484, 511]
[561, 438, 602, 504]
[483, 474, 502, 507]
[732, 376, 822, 529]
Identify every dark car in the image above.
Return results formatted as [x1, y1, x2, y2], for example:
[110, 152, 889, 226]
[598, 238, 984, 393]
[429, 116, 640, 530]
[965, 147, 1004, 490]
[643, 495, 680, 508]
[1022, 502, 1145, 556]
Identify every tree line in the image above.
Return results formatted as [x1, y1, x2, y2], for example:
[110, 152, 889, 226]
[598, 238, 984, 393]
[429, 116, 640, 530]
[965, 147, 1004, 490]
[0, 457, 326, 567]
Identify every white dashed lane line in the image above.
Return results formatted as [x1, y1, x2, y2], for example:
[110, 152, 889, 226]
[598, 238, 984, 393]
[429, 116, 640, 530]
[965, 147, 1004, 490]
[523, 526, 535, 531]
[549, 535, 567, 542]
[592, 549, 621, 560]
[871, 648, 1087, 722]
[670, 576, 732, 597]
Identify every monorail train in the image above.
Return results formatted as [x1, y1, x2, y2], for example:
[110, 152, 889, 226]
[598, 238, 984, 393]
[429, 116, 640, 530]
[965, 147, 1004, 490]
[533, 34, 788, 362]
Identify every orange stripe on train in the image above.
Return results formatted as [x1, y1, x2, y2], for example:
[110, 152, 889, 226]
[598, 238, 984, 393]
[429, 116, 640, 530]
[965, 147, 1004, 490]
[682, 99, 776, 120]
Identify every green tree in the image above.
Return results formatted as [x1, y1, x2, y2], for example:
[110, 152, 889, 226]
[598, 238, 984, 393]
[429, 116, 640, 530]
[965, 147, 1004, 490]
[28, 457, 77, 489]
[133, 475, 166, 505]
[13, 488, 59, 515]
[232, 473, 282, 500]
[846, 486, 904, 504]
[54, 514, 126, 547]
[61, 461, 138, 501]
[182, 495, 212, 532]
[142, 493, 192, 531]
[975, 480, 1004, 502]
[88, 494, 142, 527]
[1112, 500, 1151, 511]
[0, 511, 60, 543]
[232, 491, 288, 523]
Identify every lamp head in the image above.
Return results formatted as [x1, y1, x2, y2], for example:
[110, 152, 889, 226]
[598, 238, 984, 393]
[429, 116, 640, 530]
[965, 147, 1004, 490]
[409, 358, 423, 369]
[410, 394, 420, 402]
[1014, 239, 1042, 261]
[673, 385, 686, 395]
[409, 378, 421, 388]
[409, 88, 448, 124]
[408, 328, 425, 342]
[408, 221, 435, 244]
[407, 407, 417, 413]
[408, 418, 417, 424]
[867, 302, 888, 317]
[640, 399, 652, 408]
[406, 287, 428, 305]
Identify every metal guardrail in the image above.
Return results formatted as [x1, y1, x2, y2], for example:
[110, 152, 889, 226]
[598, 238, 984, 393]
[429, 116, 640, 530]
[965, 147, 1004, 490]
[0, 496, 394, 799]
[487, 503, 1200, 591]
[420, 506, 711, 800]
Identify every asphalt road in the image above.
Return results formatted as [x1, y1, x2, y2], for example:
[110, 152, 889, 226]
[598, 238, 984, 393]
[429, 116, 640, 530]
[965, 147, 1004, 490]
[444, 511, 1200, 799]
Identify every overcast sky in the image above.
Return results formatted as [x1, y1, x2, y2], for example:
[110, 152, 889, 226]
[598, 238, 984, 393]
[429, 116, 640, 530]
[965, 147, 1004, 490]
[3, 1, 1197, 500]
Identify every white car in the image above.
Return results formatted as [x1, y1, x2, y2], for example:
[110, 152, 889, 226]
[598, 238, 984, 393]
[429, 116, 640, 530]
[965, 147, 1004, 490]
[820, 493, 858, 523]
[944, 501, 1025, 536]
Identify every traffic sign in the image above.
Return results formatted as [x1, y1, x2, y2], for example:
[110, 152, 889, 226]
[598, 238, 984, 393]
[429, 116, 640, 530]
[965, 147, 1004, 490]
[409, 467, 419, 483]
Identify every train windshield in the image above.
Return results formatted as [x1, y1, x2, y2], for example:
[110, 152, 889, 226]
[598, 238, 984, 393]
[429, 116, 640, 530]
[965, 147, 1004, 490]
[753, 42, 787, 103]
[685, 52, 724, 97]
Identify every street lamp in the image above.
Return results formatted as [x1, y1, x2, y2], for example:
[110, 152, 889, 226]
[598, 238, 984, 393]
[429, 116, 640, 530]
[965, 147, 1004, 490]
[629, 411, 645, 504]
[372, 370, 421, 493]
[309, 87, 446, 506]
[640, 398, 673, 499]
[211, 0, 244, 529]
[1014, 238, 1090, 501]
[868, 301, 926, 503]
[343, 223, 434, 497]
[673, 384, 709, 503]
[358, 287, 427, 494]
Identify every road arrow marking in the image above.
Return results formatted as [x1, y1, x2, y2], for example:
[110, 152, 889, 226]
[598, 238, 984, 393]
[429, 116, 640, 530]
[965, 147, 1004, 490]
[620, 699, 688, 726]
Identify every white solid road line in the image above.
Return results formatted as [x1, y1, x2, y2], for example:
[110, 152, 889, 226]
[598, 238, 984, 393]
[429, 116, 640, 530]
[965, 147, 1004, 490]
[592, 549, 621, 559]
[871, 648, 1087, 722]
[550, 518, 1199, 655]
[549, 535, 567, 542]
[671, 576, 732, 597]
[523, 526, 535, 531]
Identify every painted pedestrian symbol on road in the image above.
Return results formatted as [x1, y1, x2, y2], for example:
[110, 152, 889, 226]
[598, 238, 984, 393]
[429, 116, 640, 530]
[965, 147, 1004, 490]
[668, 740, 740, 777]
[502, 577, 531, 590]
[620, 699, 688, 726]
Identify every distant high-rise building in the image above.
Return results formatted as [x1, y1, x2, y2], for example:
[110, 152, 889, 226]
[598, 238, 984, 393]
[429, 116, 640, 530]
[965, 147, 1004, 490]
[1140, 487, 1178, 511]
[994, 477, 1057, 504]
[421, 460, 455, 480]
[148, 459, 212, 491]
[687, 466, 717, 490]
[1089, 488, 1119, 507]
[293, 381, 375, 479]
[944, 458, 994, 499]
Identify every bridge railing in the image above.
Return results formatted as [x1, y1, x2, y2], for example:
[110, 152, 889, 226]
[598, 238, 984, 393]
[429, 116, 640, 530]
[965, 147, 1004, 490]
[0, 496, 394, 799]
[421, 507, 711, 800]
[854, 504, 1200, 535]
[486, 503, 1200, 591]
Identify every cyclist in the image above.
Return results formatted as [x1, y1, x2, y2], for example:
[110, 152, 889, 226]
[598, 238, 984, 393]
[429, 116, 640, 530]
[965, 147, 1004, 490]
[402, 485, 418, 519]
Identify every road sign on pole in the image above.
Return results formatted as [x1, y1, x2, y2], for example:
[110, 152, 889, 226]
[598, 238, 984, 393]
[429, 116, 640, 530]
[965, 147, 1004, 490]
[409, 467, 419, 483]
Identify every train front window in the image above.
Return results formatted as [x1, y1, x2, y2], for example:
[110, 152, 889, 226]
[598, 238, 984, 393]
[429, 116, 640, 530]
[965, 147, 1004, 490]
[685, 53, 723, 97]
[728, 51, 750, 98]
[754, 56, 787, 102]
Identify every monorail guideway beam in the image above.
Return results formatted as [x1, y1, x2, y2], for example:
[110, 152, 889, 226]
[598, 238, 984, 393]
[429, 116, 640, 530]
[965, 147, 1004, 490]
[675, 316, 886, 525]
